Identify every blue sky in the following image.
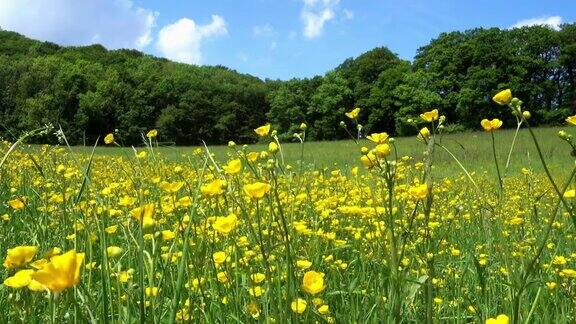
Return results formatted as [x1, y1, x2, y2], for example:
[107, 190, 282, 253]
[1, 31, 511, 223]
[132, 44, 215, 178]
[0, 0, 574, 80]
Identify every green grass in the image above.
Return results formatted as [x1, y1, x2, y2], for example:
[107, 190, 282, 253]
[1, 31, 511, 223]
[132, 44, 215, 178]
[70, 126, 573, 178]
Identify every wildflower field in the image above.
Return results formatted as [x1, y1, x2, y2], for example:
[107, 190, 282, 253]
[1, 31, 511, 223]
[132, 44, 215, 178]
[3, 90, 576, 323]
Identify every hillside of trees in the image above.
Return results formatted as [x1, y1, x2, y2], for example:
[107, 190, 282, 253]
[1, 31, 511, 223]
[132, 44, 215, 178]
[0, 23, 575, 145]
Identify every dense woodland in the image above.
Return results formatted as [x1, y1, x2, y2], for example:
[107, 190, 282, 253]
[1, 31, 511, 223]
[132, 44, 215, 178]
[0, 24, 575, 145]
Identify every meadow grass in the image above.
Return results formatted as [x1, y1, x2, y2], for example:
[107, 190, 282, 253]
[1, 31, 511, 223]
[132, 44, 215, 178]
[75, 126, 571, 178]
[2, 122, 576, 323]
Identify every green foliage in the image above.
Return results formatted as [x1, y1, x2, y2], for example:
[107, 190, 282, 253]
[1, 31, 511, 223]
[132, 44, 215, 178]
[0, 23, 576, 145]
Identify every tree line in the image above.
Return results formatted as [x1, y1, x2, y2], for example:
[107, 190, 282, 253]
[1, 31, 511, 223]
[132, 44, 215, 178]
[0, 23, 575, 145]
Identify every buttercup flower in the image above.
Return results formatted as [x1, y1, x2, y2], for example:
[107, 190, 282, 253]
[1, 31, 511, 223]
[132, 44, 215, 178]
[492, 89, 512, 105]
[485, 314, 509, 324]
[146, 129, 158, 138]
[302, 270, 326, 295]
[566, 115, 576, 126]
[32, 250, 85, 292]
[481, 119, 503, 132]
[366, 132, 389, 144]
[243, 182, 271, 199]
[420, 109, 439, 122]
[212, 214, 238, 234]
[3, 246, 38, 268]
[104, 133, 115, 144]
[291, 298, 307, 314]
[254, 124, 271, 137]
[345, 107, 360, 120]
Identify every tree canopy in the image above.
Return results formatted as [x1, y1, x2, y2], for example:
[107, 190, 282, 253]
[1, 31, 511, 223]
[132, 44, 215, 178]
[0, 23, 575, 144]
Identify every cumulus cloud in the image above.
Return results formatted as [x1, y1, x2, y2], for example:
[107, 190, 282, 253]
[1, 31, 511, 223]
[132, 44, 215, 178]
[253, 24, 276, 37]
[301, 0, 339, 39]
[0, 0, 157, 49]
[156, 15, 227, 65]
[511, 16, 562, 31]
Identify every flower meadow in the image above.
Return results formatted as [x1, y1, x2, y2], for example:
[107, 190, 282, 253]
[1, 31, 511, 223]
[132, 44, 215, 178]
[2, 90, 576, 323]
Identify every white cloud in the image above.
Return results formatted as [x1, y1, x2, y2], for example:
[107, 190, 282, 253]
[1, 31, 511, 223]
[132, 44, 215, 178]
[301, 0, 339, 39]
[253, 24, 276, 37]
[269, 42, 278, 51]
[343, 9, 354, 20]
[156, 15, 227, 65]
[0, 0, 157, 49]
[511, 16, 562, 31]
[238, 53, 249, 63]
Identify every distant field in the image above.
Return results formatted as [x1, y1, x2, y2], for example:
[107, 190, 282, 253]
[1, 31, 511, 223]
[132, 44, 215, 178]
[70, 126, 572, 178]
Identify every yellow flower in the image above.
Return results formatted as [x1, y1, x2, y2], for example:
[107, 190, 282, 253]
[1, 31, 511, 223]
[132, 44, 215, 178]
[246, 152, 260, 162]
[564, 189, 576, 198]
[366, 132, 388, 144]
[3, 269, 35, 288]
[546, 281, 557, 290]
[302, 270, 326, 295]
[146, 129, 158, 138]
[107, 246, 123, 258]
[254, 124, 271, 137]
[559, 268, 576, 278]
[420, 109, 439, 122]
[291, 298, 307, 314]
[3, 246, 38, 268]
[374, 144, 390, 158]
[130, 203, 156, 222]
[8, 197, 26, 210]
[217, 271, 229, 284]
[268, 141, 279, 153]
[222, 159, 242, 174]
[566, 115, 576, 126]
[360, 151, 377, 168]
[345, 107, 360, 120]
[161, 230, 176, 240]
[296, 259, 312, 270]
[201, 179, 226, 197]
[105, 225, 118, 234]
[481, 119, 503, 132]
[212, 214, 238, 234]
[485, 314, 509, 324]
[417, 127, 431, 140]
[160, 181, 185, 194]
[250, 272, 266, 284]
[408, 184, 428, 200]
[492, 89, 512, 105]
[32, 250, 85, 292]
[243, 182, 271, 199]
[246, 302, 261, 319]
[213, 251, 227, 265]
[145, 287, 159, 297]
[249, 285, 264, 297]
[104, 133, 115, 145]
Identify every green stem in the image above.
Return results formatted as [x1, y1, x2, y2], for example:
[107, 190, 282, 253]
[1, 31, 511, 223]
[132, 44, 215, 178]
[491, 131, 503, 192]
[512, 164, 576, 324]
[525, 123, 575, 225]
[504, 120, 522, 173]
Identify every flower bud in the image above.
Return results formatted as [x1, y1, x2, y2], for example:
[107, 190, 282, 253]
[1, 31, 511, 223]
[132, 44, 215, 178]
[522, 111, 531, 120]
[300, 123, 307, 130]
[558, 130, 570, 141]
[360, 147, 369, 155]
[389, 138, 395, 144]
[228, 141, 236, 148]
[510, 97, 522, 107]
[339, 121, 346, 127]
[268, 142, 279, 154]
